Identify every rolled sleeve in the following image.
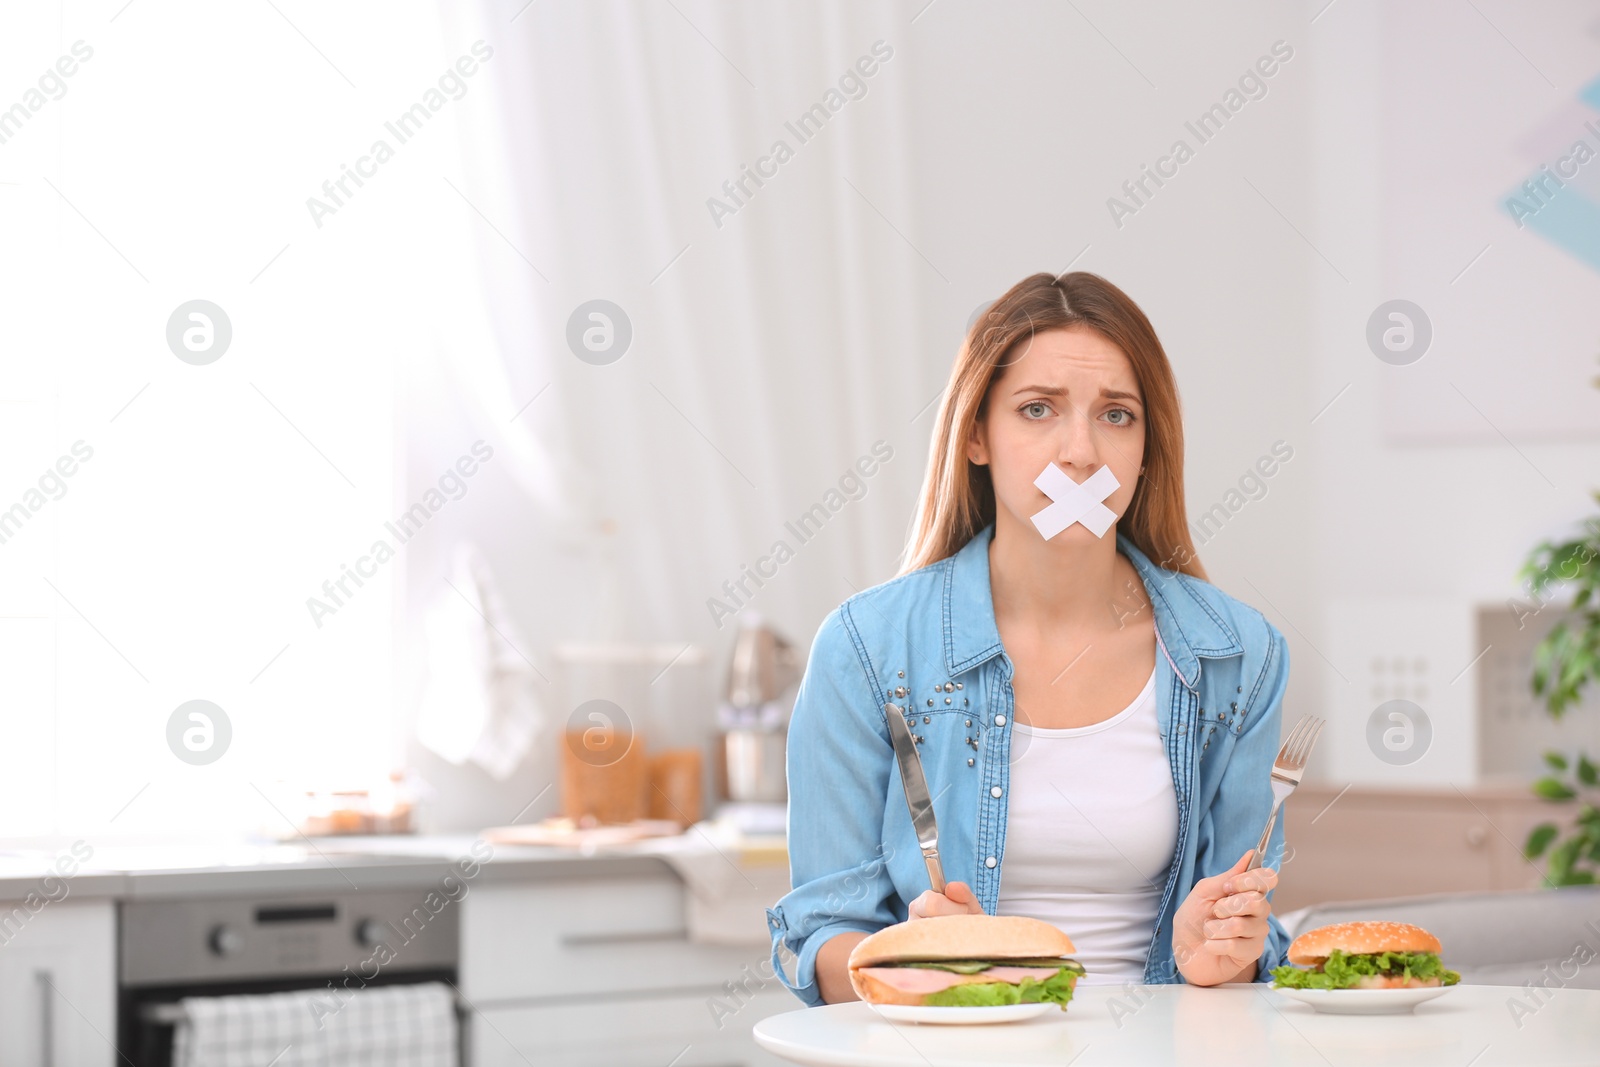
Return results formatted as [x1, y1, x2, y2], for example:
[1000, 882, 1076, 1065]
[768, 908, 882, 1007]
[767, 605, 900, 1005]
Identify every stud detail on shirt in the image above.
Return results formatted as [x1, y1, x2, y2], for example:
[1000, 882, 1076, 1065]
[994, 714, 1006, 726]
[985, 856, 997, 868]
[990, 786, 1003, 798]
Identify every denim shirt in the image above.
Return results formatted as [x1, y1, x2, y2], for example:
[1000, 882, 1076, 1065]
[765, 524, 1292, 1006]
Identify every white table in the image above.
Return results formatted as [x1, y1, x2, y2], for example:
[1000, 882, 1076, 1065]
[753, 984, 1600, 1067]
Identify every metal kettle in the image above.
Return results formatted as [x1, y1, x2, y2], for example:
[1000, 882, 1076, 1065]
[716, 614, 801, 803]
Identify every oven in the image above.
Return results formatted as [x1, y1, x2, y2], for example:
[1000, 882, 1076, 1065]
[119, 889, 461, 1067]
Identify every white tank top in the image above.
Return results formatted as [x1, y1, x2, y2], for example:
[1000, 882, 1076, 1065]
[995, 660, 1178, 985]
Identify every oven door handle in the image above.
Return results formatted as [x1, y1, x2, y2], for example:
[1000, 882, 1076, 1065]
[138, 1002, 189, 1025]
[138, 989, 471, 1025]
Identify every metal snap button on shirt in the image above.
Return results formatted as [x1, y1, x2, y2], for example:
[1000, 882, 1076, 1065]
[994, 714, 1006, 726]
[990, 786, 1003, 798]
[985, 856, 997, 868]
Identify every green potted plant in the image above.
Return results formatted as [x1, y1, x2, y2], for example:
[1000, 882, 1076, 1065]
[1520, 497, 1600, 886]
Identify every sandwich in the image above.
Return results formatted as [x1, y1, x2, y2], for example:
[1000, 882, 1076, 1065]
[1270, 921, 1461, 990]
[847, 914, 1085, 1008]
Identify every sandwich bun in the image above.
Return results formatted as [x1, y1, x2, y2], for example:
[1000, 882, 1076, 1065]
[848, 914, 1076, 969]
[848, 915, 1080, 1005]
[1287, 921, 1443, 965]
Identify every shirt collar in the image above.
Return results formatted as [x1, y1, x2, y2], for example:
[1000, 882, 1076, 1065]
[941, 524, 1242, 688]
[1116, 532, 1243, 687]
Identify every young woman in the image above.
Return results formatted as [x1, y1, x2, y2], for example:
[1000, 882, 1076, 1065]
[765, 272, 1291, 1005]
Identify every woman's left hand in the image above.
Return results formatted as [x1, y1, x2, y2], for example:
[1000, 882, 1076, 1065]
[1170, 850, 1277, 986]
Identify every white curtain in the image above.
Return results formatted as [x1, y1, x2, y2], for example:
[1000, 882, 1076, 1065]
[400, 1, 947, 819]
[419, 0, 938, 652]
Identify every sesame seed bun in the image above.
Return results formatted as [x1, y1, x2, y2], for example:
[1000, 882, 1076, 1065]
[1287, 921, 1443, 965]
[847, 914, 1076, 970]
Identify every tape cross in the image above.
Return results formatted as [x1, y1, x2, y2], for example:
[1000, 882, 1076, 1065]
[1030, 463, 1120, 540]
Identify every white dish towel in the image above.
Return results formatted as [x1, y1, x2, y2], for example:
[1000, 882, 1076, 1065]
[170, 981, 457, 1067]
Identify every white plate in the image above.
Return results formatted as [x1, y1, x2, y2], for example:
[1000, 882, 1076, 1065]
[1274, 985, 1454, 1014]
[867, 1002, 1060, 1025]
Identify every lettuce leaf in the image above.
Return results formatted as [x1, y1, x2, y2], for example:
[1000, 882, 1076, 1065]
[1270, 949, 1462, 990]
[921, 967, 1079, 1008]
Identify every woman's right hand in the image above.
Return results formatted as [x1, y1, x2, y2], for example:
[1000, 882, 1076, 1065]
[908, 880, 983, 919]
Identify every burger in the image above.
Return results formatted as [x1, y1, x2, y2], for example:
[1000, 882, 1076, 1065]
[1270, 921, 1462, 990]
[847, 914, 1085, 1008]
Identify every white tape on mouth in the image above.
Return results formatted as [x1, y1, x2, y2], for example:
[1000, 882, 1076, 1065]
[1030, 463, 1120, 540]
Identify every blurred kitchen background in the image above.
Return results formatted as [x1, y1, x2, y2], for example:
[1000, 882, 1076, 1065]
[3, 0, 1600, 1064]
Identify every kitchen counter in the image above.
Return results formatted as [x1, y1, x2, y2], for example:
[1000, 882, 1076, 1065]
[0, 831, 795, 1067]
[0, 834, 681, 902]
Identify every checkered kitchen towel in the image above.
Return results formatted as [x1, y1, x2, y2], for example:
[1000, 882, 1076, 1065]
[171, 981, 457, 1067]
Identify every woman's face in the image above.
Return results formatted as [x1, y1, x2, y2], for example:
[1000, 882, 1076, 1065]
[966, 325, 1145, 543]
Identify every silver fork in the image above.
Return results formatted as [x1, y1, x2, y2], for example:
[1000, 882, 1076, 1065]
[1244, 715, 1325, 871]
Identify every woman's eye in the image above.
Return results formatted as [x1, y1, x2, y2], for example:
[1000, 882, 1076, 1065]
[1104, 408, 1135, 426]
[1022, 402, 1050, 420]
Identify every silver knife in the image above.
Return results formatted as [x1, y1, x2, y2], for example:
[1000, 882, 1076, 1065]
[884, 701, 946, 894]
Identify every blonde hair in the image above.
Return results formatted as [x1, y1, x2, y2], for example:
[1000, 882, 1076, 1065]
[899, 272, 1207, 581]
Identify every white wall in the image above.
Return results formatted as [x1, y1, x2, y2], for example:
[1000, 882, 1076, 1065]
[1310, 1, 1600, 788]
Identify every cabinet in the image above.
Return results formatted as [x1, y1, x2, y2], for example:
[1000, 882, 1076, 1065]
[0, 899, 116, 1067]
[462, 872, 794, 1067]
[1274, 783, 1575, 912]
